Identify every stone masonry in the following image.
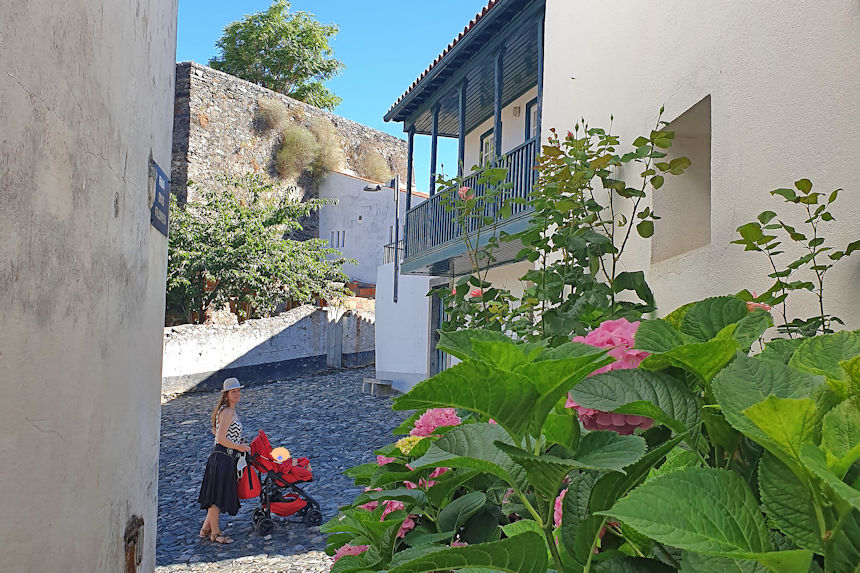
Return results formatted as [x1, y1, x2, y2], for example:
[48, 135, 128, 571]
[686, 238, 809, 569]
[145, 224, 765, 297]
[172, 62, 408, 240]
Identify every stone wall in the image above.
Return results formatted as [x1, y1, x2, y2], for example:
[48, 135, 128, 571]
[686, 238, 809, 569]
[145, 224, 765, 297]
[172, 62, 408, 240]
[162, 305, 375, 400]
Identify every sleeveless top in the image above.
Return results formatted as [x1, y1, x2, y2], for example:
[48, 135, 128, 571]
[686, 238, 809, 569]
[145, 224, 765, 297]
[214, 407, 243, 446]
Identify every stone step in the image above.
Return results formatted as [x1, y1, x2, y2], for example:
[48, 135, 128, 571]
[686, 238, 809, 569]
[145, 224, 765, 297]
[362, 378, 394, 397]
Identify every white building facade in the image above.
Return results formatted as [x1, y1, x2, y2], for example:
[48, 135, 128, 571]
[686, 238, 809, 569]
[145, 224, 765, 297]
[375, 0, 860, 391]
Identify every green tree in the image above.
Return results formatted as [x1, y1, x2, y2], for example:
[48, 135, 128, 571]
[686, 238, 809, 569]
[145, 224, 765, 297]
[209, 0, 344, 110]
[166, 175, 353, 324]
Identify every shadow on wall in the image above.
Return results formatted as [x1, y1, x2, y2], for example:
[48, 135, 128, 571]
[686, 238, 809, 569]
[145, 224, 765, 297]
[161, 305, 375, 400]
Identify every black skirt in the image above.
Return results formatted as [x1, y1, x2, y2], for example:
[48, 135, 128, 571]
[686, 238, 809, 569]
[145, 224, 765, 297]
[198, 445, 240, 515]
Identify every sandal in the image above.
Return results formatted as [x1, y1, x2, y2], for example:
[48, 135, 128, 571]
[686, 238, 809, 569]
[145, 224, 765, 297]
[210, 533, 234, 544]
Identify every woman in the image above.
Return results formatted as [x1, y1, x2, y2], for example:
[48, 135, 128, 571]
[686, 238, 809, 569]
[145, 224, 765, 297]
[198, 377, 251, 544]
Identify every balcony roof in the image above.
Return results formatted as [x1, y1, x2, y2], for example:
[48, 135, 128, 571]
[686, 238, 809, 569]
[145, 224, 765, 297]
[384, 0, 543, 137]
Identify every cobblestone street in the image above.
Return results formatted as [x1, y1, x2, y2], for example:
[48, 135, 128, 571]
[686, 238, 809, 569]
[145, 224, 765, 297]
[155, 366, 408, 572]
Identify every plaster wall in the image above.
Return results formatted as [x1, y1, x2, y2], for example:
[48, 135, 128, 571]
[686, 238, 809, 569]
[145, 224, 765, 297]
[318, 172, 415, 284]
[542, 0, 860, 327]
[0, 0, 177, 570]
[375, 263, 432, 392]
[463, 86, 539, 172]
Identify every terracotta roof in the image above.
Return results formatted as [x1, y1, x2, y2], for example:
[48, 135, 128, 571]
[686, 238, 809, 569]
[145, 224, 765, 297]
[386, 0, 501, 117]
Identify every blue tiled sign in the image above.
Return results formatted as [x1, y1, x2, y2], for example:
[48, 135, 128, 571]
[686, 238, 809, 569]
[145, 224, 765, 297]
[150, 161, 169, 236]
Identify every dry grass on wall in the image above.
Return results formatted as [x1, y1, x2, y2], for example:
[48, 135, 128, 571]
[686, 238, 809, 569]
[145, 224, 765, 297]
[276, 123, 318, 180]
[257, 97, 291, 132]
[308, 117, 345, 178]
[354, 144, 392, 183]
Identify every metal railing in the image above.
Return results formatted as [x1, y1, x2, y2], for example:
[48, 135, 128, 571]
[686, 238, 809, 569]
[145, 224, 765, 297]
[404, 136, 539, 260]
[383, 240, 404, 264]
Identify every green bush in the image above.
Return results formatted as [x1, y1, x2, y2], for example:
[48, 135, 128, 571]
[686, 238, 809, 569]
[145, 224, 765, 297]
[276, 123, 317, 180]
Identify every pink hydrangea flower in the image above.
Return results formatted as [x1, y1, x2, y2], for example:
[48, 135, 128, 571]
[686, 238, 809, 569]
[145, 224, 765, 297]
[381, 499, 405, 519]
[554, 488, 567, 529]
[451, 539, 468, 547]
[567, 318, 653, 434]
[458, 186, 474, 200]
[571, 318, 649, 375]
[358, 500, 379, 511]
[377, 455, 396, 466]
[418, 466, 450, 488]
[332, 544, 369, 562]
[747, 301, 772, 311]
[469, 288, 484, 299]
[398, 515, 416, 538]
[411, 408, 462, 437]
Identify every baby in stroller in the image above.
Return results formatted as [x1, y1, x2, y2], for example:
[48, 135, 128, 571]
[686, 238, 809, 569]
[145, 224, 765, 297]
[239, 430, 324, 535]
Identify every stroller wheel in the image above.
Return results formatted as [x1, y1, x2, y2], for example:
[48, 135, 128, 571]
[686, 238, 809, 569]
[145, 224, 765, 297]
[303, 509, 323, 526]
[252, 508, 266, 524]
[256, 517, 274, 535]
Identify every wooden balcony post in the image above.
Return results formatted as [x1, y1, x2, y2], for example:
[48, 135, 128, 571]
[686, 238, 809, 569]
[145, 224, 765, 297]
[405, 125, 415, 211]
[494, 47, 506, 162]
[457, 80, 468, 177]
[536, 14, 545, 144]
[429, 103, 440, 195]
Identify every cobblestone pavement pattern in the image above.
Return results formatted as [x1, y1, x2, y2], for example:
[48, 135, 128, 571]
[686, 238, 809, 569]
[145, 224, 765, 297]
[156, 366, 408, 572]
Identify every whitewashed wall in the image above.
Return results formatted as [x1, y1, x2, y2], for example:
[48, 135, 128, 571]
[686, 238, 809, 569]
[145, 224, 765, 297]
[464, 86, 539, 172]
[319, 171, 416, 284]
[0, 0, 177, 570]
[542, 0, 860, 328]
[375, 263, 432, 392]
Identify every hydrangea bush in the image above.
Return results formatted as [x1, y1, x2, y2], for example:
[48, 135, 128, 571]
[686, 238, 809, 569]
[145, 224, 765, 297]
[325, 297, 860, 573]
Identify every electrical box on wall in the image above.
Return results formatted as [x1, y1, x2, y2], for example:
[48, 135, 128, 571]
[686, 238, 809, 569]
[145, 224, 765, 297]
[124, 515, 144, 573]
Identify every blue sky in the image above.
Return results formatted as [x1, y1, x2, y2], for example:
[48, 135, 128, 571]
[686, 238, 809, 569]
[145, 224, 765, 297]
[177, 0, 491, 192]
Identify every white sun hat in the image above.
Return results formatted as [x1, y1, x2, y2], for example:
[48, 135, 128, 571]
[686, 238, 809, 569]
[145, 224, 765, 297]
[222, 377, 244, 392]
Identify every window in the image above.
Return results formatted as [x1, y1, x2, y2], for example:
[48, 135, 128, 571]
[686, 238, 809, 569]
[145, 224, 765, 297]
[651, 95, 711, 263]
[479, 128, 495, 166]
[331, 230, 346, 248]
[525, 98, 538, 140]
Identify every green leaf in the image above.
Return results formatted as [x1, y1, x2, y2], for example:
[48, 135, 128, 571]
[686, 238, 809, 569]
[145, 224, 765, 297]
[516, 351, 614, 436]
[497, 433, 645, 499]
[758, 453, 823, 553]
[663, 301, 695, 330]
[386, 532, 548, 573]
[640, 338, 740, 383]
[841, 354, 860, 395]
[436, 329, 516, 362]
[789, 331, 860, 389]
[636, 220, 654, 238]
[593, 556, 675, 572]
[651, 175, 664, 189]
[742, 396, 818, 462]
[712, 355, 823, 449]
[680, 296, 749, 341]
[600, 468, 772, 555]
[393, 361, 538, 441]
[795, 178, 813, 193]
[731, 310, 773, 350]
[758, 338, 804, 364]
[832, 509, 860, 572]
[410, 423, 527, 490]
[560, 471, 598, 549]
[799, 444, 860, 511]
[634, 319, 697, 353]
[568, 369, 701, 436]
[822, 396, 860, 477]
[573, 431, 647, 472]
[437, 491, 487, 533]
[544, 409, 581, 450]
[679, 552, 768, 573]
[772, 188, 797, 201]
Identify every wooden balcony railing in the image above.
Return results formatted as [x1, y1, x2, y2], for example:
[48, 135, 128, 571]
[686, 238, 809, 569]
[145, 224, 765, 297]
[404, 136, 539, 260]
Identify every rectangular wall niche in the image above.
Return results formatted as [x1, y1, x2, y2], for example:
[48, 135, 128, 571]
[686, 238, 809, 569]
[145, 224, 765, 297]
[651, 95, 711, 263]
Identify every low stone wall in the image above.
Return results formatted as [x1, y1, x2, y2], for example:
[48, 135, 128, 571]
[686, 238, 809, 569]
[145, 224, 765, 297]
[162, 305, 374, 398]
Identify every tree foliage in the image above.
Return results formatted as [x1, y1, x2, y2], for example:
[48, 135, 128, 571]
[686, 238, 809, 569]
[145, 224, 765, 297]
[166, 175, 352, 324]
[209, 0, 344, 110]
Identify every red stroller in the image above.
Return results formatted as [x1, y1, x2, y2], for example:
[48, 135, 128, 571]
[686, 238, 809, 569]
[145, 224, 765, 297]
[241, 430, 324, 535]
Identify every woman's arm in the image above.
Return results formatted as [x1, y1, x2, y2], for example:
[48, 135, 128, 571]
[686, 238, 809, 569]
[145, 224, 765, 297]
[215, 408, 249, 452]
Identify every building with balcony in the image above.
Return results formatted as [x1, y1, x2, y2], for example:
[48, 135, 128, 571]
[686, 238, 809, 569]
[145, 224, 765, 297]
[375, 0, 860, 392]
